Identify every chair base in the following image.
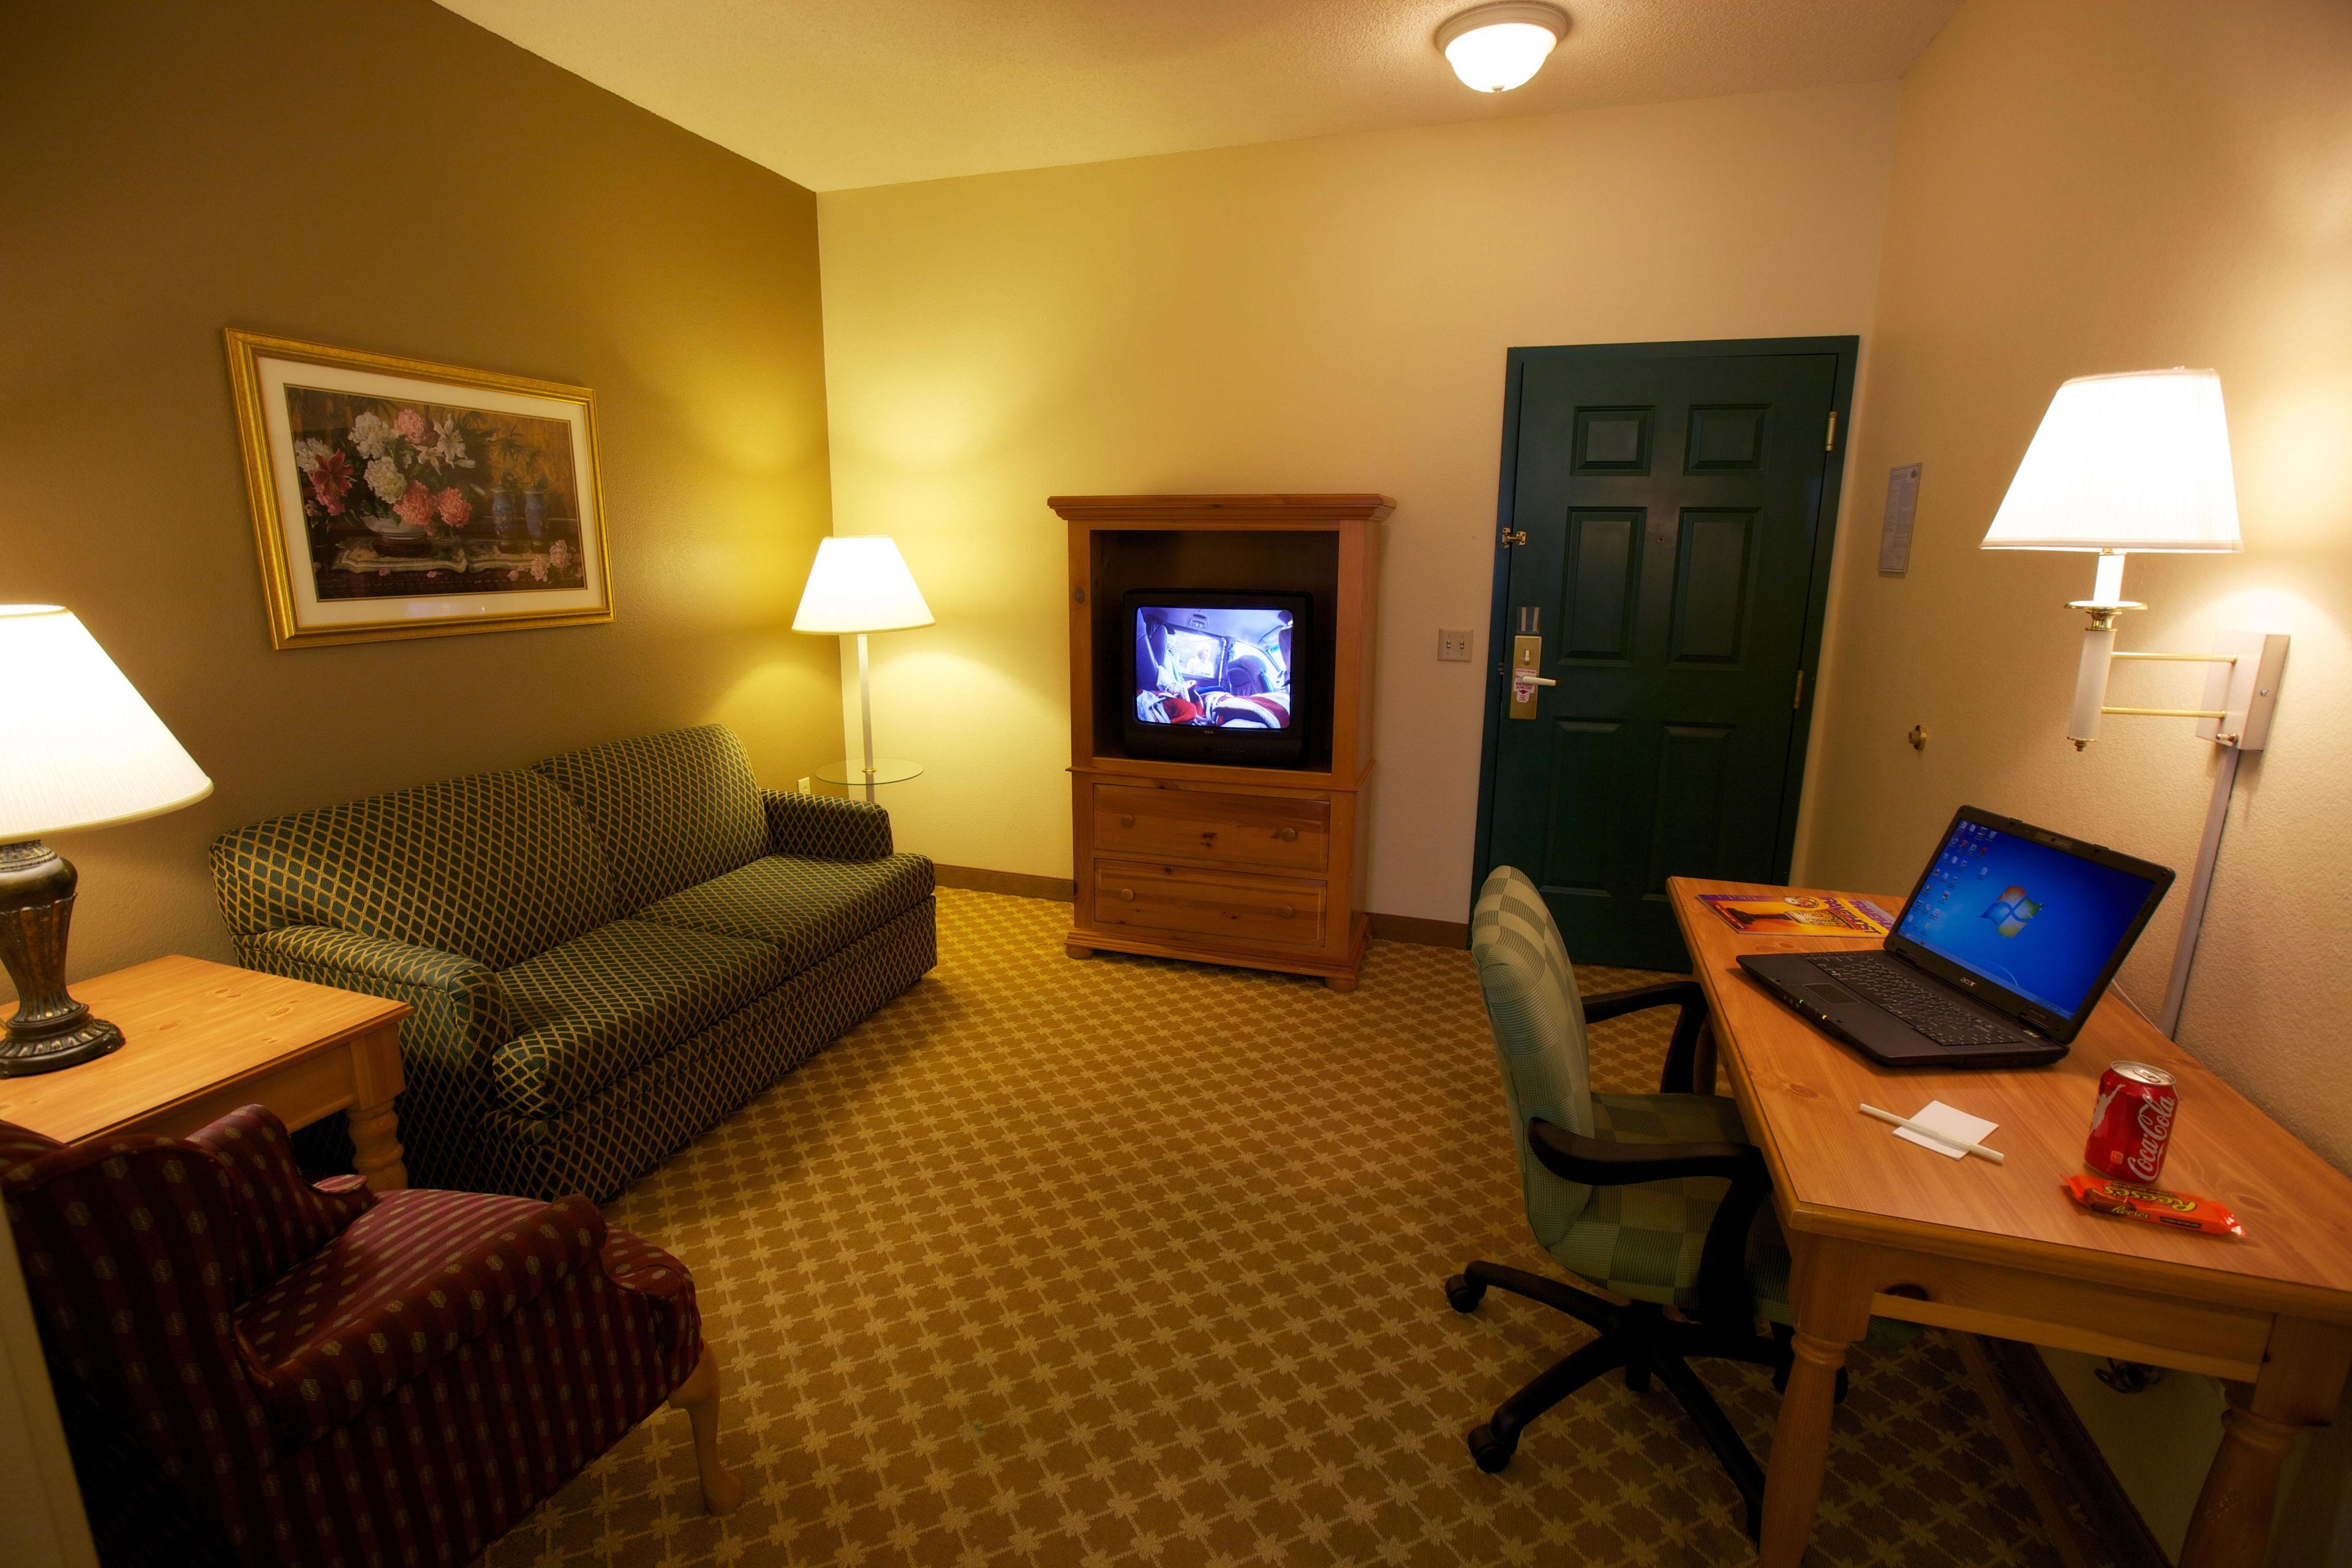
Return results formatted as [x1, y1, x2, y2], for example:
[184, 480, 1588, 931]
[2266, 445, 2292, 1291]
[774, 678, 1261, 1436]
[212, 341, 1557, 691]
[1447, 1259, 1793, 1543]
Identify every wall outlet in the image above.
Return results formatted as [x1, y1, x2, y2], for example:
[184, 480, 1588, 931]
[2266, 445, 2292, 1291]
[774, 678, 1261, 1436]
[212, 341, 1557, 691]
[796, 776, 812, 795]
[1438, 628, 1475, 663]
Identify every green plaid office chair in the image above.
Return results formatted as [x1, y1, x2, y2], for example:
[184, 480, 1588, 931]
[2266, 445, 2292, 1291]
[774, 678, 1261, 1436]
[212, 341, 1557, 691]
[1450, 865, 1910, 1539]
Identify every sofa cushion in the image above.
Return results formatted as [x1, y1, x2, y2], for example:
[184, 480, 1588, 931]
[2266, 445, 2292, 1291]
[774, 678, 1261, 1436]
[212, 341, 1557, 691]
[495, 919, 787, 1117]
[637, 851, 936, 973]
[209, 769, 617, 969]
[235, 1186, 606, 1444]
[532, 725, 769, 911]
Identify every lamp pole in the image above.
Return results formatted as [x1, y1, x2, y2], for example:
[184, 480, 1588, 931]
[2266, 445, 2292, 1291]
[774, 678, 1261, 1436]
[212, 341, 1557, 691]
[856, 631, 876, 804]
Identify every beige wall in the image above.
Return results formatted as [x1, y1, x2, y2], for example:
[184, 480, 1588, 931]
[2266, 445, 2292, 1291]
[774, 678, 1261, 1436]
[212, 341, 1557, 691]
[816, 85, 1901, 919]
[0, 0, 840, 989]
[1801, 1, 2352, 1558]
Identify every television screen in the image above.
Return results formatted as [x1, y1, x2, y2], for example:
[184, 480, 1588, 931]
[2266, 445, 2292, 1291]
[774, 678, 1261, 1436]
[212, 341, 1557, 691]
[1133, 604, 1294, 731]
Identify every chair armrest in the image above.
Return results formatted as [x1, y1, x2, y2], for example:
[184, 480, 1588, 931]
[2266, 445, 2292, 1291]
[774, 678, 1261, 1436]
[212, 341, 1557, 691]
[1529, 1118, 1770, 1333]
[1580, 980, 1711, 1095]
[763, 788, 894, 860]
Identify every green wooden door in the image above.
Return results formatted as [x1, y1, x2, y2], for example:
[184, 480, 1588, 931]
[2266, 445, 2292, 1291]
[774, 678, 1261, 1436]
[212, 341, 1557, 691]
[1485, 347, 1844, 971]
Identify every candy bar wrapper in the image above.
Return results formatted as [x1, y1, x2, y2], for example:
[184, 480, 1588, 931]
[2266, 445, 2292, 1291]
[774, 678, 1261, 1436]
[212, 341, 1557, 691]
[2063, 1175, 2244, 1238]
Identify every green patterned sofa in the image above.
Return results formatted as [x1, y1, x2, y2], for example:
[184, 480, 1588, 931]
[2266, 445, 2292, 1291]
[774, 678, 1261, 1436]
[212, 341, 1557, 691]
[210, 725, 935, 1201]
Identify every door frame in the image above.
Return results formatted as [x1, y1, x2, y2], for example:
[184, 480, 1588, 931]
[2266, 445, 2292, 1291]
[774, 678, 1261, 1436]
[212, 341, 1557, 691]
[1468, 335, 1860, 927]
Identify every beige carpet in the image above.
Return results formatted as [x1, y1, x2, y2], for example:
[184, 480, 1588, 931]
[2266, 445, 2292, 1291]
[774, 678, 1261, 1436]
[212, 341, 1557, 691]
[480, 888, 2069, 1567]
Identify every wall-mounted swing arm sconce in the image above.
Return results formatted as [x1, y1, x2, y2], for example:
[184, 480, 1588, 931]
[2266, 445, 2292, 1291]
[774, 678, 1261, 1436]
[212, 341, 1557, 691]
[1983, 368, 2288, 1036]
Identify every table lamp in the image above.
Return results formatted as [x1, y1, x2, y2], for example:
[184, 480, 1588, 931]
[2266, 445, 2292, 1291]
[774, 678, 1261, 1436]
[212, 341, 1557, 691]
[1981, 368, 2243, 747]
[791, 537, 933, 801]
[0, 606, 213, 1076]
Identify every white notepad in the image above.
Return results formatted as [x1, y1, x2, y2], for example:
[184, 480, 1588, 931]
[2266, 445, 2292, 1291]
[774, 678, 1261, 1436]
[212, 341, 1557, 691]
[1892, 1099, 1998, 1160]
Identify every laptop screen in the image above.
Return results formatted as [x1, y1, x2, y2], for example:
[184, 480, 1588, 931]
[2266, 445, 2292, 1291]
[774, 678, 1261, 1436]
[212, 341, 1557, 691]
[1893, 817, 2166, 1017]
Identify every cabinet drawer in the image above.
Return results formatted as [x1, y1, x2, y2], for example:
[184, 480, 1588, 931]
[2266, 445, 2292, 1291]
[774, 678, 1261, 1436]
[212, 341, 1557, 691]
[1093, 784, 1329, 872]
[1093, 859, 1327, 949]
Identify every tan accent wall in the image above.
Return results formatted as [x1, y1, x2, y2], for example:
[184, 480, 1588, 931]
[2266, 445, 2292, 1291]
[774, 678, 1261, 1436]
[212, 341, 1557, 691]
[816, 85, 1901, 922]
[1799, 2, 2352, 1558]
[0, 0, 839, 989]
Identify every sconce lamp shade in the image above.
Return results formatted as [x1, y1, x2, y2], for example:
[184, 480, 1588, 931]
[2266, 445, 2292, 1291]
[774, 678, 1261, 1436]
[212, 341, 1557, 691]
[1982, 369, 2242, 553]
[0, 606, 213, 842]
[791, 537, 935, 635]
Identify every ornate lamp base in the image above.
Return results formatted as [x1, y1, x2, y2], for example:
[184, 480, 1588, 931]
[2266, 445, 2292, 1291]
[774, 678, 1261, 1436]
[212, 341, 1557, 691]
[0, 841, 124, 1077]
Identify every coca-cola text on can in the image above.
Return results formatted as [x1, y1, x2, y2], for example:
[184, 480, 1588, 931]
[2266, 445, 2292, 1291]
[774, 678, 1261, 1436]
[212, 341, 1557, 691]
[2086, 1061, 2177, 1184]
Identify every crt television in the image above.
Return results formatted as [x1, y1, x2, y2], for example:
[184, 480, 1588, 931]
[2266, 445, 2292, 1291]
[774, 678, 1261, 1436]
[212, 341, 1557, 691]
[1121, 591, 1310, 767]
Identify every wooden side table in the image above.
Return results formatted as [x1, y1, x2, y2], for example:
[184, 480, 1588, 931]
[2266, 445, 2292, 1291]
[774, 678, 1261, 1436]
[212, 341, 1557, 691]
[0, 956, 413, 1191]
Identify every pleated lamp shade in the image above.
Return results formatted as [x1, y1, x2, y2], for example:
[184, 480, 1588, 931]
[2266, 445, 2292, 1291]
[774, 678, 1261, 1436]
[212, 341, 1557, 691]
[1982, 369, 2243, 553]
[0, 606, 213, 842]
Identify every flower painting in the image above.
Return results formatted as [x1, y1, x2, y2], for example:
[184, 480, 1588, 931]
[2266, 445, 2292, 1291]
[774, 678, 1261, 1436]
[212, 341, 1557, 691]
[227, 331, 612, 648]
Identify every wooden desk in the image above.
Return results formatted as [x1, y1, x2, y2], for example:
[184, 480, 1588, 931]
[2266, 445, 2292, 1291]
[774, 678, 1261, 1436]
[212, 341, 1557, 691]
[0, 956, 412, 1191]
[1669, 878, 2352, 1568]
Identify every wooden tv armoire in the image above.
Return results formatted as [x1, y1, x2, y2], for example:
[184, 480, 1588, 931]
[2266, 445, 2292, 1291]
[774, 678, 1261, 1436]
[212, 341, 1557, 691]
[1054, 494, 1390, 990]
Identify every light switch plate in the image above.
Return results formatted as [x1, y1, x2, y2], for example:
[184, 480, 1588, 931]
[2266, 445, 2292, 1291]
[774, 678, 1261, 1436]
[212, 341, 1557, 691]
[1438, 628, 1474, 662]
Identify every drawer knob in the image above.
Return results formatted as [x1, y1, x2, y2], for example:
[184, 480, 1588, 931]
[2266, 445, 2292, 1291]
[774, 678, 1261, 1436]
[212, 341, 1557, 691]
[1118, 888, 1136, 902]
[1119, 813, 1134, 827]
[1278, 905, 1295, 919]
[1276, 827, 1298, 842]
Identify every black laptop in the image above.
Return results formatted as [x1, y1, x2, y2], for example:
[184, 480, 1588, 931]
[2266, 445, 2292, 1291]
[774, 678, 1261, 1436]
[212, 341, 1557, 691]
[1739, 807, 2174, 1068]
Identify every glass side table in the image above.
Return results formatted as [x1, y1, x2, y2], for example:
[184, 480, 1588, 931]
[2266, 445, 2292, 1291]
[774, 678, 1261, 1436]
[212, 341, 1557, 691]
[813, 757, 921, 803]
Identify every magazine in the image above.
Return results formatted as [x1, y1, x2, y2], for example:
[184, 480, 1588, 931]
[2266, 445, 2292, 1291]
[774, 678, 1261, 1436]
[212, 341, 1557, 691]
[1698, 892, 1894, 938]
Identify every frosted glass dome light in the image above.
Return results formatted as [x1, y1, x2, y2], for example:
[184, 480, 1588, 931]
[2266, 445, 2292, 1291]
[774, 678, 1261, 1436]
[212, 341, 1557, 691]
[1438, 3, 1569, 93]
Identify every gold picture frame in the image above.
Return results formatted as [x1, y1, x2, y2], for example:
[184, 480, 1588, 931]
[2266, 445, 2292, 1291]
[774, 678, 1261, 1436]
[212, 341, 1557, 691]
[225, 329, 615, 649]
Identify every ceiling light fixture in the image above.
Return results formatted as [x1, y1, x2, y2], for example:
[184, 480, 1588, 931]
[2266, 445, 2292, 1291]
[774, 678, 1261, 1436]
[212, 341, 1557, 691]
[1436, 2, 1569, 93]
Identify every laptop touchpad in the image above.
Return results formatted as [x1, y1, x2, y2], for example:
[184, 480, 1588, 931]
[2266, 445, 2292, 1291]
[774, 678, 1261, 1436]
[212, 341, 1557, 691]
[1803, 982, 1860, 1007]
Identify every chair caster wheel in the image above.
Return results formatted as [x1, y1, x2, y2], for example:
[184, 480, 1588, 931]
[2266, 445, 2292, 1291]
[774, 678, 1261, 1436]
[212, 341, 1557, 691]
[1466, 1424, 1516, 1474]
[1445, 1275, 1487, 1313]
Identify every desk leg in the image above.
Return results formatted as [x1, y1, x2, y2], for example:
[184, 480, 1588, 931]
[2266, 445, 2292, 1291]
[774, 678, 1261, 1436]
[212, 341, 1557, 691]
[2179, 1317, 2352, 1568]
[1757, 1238, 1874, 1568]
[346, 1022, 408, 1193]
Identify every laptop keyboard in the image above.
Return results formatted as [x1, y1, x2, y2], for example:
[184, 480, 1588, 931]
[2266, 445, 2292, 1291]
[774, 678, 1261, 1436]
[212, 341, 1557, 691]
[1809, 952, 2032, 1046]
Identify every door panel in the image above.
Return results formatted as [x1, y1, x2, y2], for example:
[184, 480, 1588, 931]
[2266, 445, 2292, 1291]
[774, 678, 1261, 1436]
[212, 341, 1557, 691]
[1485, 347, 1840, 970]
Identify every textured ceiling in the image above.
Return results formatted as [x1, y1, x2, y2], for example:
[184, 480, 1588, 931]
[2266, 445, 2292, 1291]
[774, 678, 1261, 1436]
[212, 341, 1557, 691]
[437, 1, 1958, 192]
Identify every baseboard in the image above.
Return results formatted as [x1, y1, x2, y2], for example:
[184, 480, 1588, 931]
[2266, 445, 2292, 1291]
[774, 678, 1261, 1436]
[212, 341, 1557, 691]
[1368, 911, 1468, 949]
[1962, 1335, 2170, 1568]
[933, 864, 1076, 902]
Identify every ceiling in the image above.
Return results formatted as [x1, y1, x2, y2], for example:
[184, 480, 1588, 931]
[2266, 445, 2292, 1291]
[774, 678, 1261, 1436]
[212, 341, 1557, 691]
[437, 1, 1959, 193]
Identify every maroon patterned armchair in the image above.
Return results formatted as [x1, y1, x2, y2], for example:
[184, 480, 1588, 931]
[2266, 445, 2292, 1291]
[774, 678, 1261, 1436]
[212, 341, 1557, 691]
[1, 1105, 741, 1567]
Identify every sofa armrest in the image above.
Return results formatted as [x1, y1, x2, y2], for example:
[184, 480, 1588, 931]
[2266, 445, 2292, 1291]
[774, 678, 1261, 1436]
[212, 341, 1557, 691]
[243, 925, 509, 1077]
[762, 788, 893, 861]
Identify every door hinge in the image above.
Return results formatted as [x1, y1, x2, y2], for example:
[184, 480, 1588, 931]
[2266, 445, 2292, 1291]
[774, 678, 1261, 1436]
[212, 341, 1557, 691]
[1501, 527, 1527, 548]
[1793, 669, 1807, 709]
[1825, 411, 1838, 452]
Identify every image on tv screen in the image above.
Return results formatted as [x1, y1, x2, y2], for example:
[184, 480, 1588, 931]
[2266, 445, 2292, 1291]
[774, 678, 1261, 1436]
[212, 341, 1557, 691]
[1134, 605, 1294, 729]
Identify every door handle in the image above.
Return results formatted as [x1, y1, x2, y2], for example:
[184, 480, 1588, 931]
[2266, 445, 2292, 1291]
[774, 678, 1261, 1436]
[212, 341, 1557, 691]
[1509, 633, 1553, 719]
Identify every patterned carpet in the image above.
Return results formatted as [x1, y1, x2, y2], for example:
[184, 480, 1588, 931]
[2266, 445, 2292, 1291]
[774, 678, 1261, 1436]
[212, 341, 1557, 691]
[479, 888, 2067, 1567]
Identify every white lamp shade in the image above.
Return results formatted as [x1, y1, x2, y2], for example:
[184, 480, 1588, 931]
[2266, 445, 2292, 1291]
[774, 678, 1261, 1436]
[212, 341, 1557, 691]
[1438, 4, 1566, 92]
[0, 606, 213, 841]
[1982, 368, 2242, 552]
[791, 537, 935, 634]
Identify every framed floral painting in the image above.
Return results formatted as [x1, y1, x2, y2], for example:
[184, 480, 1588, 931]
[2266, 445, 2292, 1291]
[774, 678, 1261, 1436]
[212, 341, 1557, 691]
[225, 330, 614, 647]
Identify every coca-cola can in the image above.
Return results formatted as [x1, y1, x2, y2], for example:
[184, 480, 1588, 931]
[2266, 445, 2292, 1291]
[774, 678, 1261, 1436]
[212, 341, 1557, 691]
[2086, 1061, 2177, 1183]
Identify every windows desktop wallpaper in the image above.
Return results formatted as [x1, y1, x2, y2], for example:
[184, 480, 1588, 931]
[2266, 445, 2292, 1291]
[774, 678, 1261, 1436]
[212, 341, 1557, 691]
[1894, 820, 2161, 1016]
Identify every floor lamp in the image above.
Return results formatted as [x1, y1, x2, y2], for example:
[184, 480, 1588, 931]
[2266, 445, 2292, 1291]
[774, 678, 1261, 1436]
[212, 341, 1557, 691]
[1981, 369, 2286, 1037]
[792, 537, 935, 802]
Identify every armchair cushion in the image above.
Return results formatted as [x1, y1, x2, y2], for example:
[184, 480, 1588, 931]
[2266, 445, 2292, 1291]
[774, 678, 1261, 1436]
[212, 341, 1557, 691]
[638, 851, 935, 972]
[494, 918, 788, 1117]
[236, 1186, 605, 1444]
[186, 1106, 372, 1302]
[532, 724, 769, 911]
[763, 789, 894, 861]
